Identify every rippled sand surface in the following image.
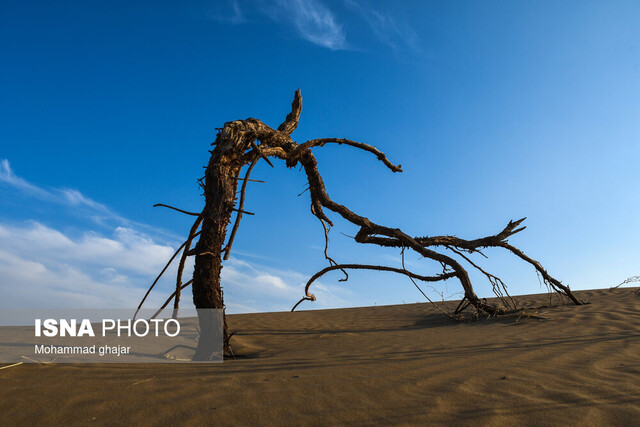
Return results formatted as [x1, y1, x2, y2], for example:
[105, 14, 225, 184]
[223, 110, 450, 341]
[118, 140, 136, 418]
[1, 287, 639, 425]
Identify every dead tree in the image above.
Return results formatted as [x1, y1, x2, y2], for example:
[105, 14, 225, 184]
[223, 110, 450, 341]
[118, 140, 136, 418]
[137, 89, 583, 360]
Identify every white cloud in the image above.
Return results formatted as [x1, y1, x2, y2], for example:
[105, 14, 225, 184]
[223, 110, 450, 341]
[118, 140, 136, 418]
[0, 159, 353, 313]
[0, 248, 151, 309]
[0, 219, 352, 312]
[223, 257, 300, 297]
[256, 274, 289, 290]
[0, 222, 176, 308]
[0, 222, 174, 277]
[220, 256, 354, 312]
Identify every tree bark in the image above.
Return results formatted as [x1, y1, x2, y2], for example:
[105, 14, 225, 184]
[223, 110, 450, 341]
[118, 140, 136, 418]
[191, 127, 245, 360]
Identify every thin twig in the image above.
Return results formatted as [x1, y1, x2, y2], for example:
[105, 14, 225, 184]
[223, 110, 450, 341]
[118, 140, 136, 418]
[152, 280, 193, 319]
[134, 229, 202, 320]
[224, 158, 259, 260]
[447, 246, 516, 310]
[0, 362, 23, 370]
[128, 377, 156, 387]
[297, 185, 310, 197]
[401, 247, 455, 320]
[610, 276, 640, 290]
[20, 355, 54, 364]
[172, 214, 205, 317]
[153, 204, 201, 216]
[311, 205, 348, 281]
[231, 208, 254, 216]
[250, 140, 274, 167]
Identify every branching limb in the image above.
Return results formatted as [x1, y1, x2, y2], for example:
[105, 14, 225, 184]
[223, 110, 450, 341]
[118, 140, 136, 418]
[296, 147, 499, 315]
[250, 141, 274, 167]
[343, 218, 527, 252]
[415, 218, 527, 250]
[500, 242, 583, 305]
[610, 276, 640, 290]
[289, 138, 402, 173]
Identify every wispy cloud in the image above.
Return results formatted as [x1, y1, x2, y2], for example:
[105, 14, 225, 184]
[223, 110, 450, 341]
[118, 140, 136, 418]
[0, 159, 53, 201]
[206, 0, 421, 54]
[345, 0, 421, 55]
[209, 0, 347, 50]
[61, 188, 111, 213]
[207, 0, 246, 24]
[265, 0, 346, 50]
[0, 159, 180, 241]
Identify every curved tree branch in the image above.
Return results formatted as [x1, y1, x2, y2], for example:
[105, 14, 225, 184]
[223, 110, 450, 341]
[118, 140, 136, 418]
[292, 263, 456, 312]
[289, 138, 402, 173]
[311, 204, 348, 282]
[499, 242, 582, 305]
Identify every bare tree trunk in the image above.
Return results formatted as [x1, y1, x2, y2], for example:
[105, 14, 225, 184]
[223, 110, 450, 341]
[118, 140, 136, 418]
[191, 130, 244, 360]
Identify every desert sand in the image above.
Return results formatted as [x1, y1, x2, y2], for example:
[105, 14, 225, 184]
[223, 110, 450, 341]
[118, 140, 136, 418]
[1, 287, 639, 425]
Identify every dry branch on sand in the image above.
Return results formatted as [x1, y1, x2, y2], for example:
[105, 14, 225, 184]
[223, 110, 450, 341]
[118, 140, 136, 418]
[610, 276, 640, 290]
[0, 362, 23, 370]
[137, 90, 584, 359]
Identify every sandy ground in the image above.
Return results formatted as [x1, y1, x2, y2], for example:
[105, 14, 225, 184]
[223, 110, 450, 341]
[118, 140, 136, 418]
[1, 287, 639, 426]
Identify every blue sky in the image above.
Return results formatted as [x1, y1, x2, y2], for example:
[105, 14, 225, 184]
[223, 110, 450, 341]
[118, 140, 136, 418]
[1, 0, 638, 312]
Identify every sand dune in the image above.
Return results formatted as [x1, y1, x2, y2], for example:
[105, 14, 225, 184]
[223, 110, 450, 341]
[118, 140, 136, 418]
[1, 287, 639, 425]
